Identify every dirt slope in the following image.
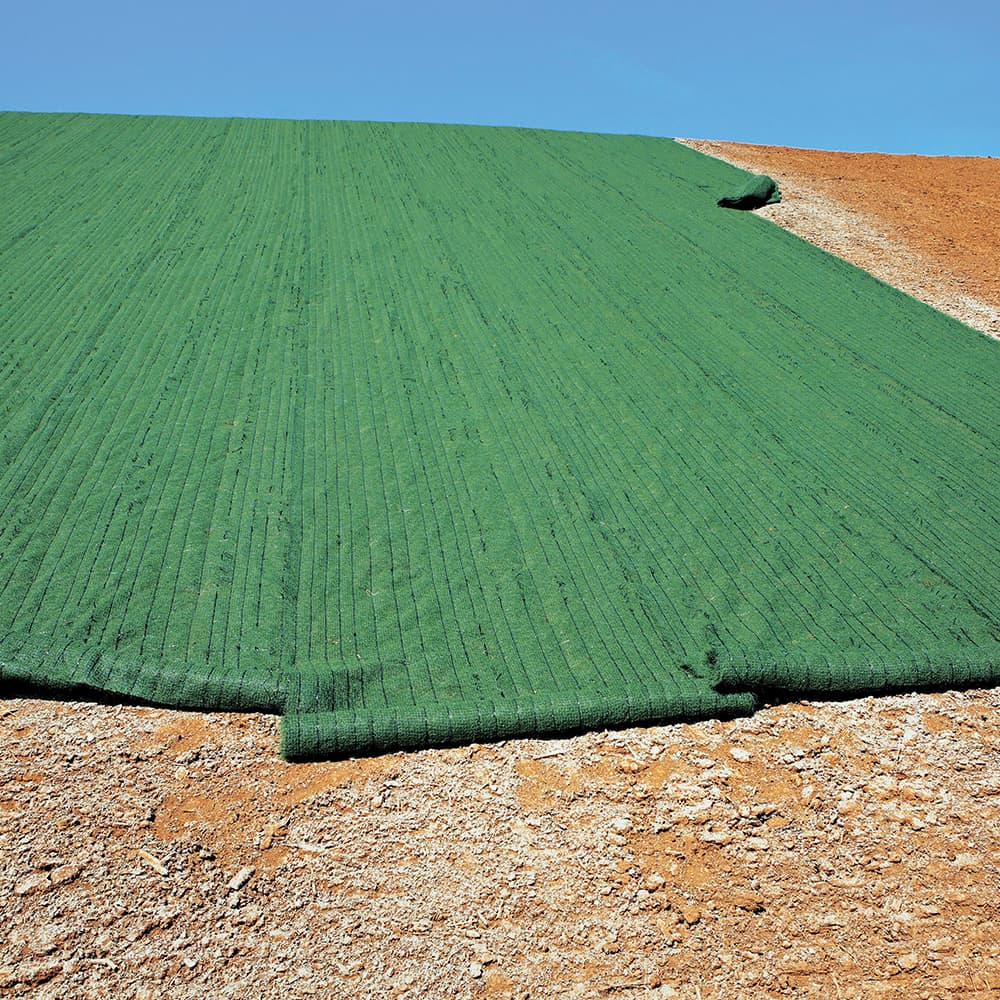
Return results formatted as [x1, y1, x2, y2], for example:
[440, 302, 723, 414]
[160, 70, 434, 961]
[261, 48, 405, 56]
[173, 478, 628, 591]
[3, 142, 1000, 1000]
[680, 140, 1000, 338]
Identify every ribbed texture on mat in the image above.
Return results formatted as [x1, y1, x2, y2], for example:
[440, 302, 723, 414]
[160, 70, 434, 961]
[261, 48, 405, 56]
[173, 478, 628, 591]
[1, 112, 998, 758]
[718, 650, 1000, 695]
[281, 686, 757, 760]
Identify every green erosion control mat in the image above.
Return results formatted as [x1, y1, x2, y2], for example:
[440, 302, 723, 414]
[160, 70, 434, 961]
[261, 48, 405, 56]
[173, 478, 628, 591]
[1, 113, 998, 758]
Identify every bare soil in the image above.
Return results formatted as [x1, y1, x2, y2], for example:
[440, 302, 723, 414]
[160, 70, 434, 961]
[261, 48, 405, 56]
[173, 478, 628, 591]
[4, 143, 1000, 1000]
[679, 140, 1000, 338]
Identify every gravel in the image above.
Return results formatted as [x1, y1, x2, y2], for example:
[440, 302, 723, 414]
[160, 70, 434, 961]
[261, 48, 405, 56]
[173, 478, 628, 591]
[3, 687, 1000, 998]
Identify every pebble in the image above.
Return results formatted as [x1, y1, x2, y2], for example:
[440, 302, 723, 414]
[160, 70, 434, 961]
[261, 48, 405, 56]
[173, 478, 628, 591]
[939, 975, 967, 991]
[228, 867, 255, 892]
[14, 873, 50, 897]
[779, 959, 824, 975]
[730, 892, 765, 913]
[729, 748, 751, 762]
[14, 961, 62, 986]
[897, 953, 920, 972]
[699, 830, 734, 845]
[50, 863, 80, 886]
[469, 962, 483, 979]
[952, 852, 981, 869]
[837, 798, 861, 817]
[138, 850, 169, 876]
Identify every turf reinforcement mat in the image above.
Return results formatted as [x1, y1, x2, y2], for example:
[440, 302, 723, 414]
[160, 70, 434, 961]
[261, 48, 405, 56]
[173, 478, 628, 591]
[1, 112, 998, 758]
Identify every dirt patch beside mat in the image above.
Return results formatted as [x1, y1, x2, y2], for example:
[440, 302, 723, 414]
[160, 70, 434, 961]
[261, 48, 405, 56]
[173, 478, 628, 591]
[679, 139, 1000, 338]
[3, 691, 1000, 999]
[4, 143, 1000, 999]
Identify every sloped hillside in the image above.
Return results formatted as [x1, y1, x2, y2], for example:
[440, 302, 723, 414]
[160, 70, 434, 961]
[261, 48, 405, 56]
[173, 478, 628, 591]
[3, 124, 1000, 998]
[2, 113, 997, 759]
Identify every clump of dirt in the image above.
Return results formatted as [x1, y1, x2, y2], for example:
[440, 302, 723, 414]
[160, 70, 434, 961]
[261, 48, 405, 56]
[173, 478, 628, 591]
[679, 139, 1000, 338]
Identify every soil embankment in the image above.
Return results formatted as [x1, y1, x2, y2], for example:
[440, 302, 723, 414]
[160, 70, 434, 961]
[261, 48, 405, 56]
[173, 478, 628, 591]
[681, 139, 1000, 338]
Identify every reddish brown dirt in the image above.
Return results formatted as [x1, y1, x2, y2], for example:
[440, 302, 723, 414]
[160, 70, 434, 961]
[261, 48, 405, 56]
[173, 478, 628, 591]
[4, 693, 1000, 999]
[681, 140, 1000, 337]
[3, 145, 1000, 1000]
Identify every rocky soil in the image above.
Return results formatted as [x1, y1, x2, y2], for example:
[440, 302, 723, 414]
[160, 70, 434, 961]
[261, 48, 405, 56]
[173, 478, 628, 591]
[4, 143, 1000, 1000]
[4, 691, 1000, 1000]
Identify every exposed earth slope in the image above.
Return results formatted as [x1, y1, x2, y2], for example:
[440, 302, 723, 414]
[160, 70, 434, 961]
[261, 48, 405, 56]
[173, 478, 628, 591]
[680, 140, 1000, 338]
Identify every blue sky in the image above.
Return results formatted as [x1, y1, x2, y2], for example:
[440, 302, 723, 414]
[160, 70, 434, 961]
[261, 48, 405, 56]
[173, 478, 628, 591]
[4, 0, 998, 155]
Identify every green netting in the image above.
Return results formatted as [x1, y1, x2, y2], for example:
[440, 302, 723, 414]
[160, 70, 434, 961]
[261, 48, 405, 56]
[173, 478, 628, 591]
[717, 173, 781, 209]
[1, 112, 997, 759]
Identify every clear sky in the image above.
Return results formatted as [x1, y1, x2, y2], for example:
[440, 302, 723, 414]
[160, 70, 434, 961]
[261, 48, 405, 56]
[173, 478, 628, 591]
[3, 0, 998, 155]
